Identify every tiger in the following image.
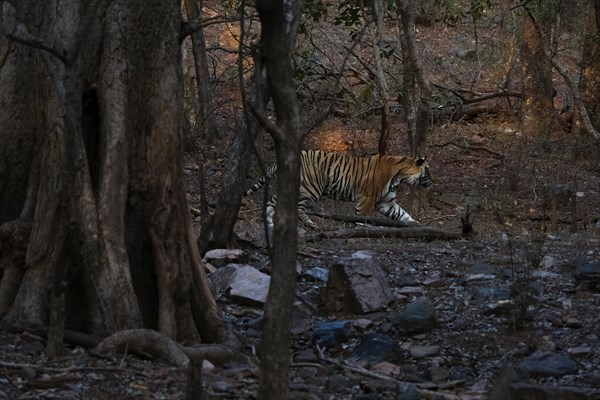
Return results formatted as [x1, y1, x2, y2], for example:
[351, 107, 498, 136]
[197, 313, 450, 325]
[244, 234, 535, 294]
[244, 149, 433, 229]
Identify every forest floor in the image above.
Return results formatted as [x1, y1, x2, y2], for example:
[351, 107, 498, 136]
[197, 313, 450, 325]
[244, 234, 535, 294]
[2, 12, 600, 400]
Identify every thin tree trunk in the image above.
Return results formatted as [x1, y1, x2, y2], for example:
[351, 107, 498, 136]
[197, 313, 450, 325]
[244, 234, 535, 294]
[398, 0, 430, 156]
[255, 1, 304, 399]
[578, 1, 600, 133]
[184, 0, 217, 144]
[520, 7, 555, 141]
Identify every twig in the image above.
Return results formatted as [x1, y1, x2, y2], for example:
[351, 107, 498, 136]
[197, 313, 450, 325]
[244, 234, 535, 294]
[0, 361, 152, 378]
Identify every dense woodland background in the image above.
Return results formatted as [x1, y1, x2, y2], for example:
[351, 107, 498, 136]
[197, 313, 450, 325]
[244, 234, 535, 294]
[1, 0, 599, 399]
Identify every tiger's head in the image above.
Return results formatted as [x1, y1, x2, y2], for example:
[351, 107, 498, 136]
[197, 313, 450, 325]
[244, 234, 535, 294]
[391, 156, 433, 189]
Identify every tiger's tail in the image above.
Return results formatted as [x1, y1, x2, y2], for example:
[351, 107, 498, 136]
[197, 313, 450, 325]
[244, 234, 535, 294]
[244, 163, 277, 196]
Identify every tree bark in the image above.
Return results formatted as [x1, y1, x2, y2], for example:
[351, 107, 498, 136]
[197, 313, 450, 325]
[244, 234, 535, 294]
[255, 1, 304, 399]
[0, 0, 227, 345]
[183, 0, 217, 145]
[397, 0, 431, 156]
[196, 5, 270, 254]
[519, 5, 555, 141]
[578, 1, 600, 133]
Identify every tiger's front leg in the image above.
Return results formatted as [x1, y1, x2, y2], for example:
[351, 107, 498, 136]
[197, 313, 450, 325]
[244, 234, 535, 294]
[376, 191, 417, 223]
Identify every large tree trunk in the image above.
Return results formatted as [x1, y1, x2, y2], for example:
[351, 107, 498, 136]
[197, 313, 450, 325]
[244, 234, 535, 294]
[0, 0, 227, 345]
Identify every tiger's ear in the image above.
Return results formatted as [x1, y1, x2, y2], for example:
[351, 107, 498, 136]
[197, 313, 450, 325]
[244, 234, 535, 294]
[416, 156, 427, 166]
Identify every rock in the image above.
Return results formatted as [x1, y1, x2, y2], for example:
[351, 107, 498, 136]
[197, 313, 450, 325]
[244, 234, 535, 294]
[313, 320, 353, 347]
[467, 263, 496, 275]
[447, 365, 472, 381]
[371, 361, 401, 376]
[429, 364, 448, 382]
[294, 348, 319, 363]
[396, 275, 419, 287]
[360, 378, 419, 400]
[564, 316, 583, 328]
[351, 250, 375, 259]
[323, 256, 393, 314]
[327, 374, 360, 394]
[509, 383, 592, 400]
[471, 286, 510, 301]
[465, 273, 496, 283]
[539, 255, 558, 269]
[347, 333, 403, 364]
[397, 286, 425, 295]
[389, 296, 438, 335]
[409, 345, 440, 358]
[302, 267, 329, 283]
[487, 366, 529, 400]
[573, 261, 600, 290]
[422, 275, 443, 287]
[229, 265, 271, 305]
[567, 346, 592, 357]
[204, 248, 244, 267]
[352, 319, 373, 329]
[518, 351, 579, 378]
[538, 335, 556, 352]
[208, 264, 238, 296]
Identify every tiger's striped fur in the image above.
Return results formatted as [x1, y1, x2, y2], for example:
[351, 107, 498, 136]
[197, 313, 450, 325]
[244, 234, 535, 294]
[244, 150, 432, 228]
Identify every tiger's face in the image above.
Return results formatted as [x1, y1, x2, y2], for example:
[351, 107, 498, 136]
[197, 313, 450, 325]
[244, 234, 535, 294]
[391, 156, 433, 189]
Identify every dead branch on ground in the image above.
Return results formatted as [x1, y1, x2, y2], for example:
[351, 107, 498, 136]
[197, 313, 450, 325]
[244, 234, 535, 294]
[430, 139, 504, 159]
[302, 226, 463, 241]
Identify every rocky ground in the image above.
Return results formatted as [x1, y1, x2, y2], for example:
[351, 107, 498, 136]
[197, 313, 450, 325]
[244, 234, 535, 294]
[2, 115, 599, 399]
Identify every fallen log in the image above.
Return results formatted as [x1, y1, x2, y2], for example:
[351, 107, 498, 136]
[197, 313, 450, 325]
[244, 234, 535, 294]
[308, 210, 418, 228]
[302, 226, 463, 242]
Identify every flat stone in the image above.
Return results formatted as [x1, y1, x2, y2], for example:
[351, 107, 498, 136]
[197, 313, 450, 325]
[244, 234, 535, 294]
[352, 319, 374, 329]
[567, 346, 592, 357]
[228, 265, 271, 305]
[204, 248, 244, 267]
[423, 275, 443, 287]
[371, 361, 401, 376]
[564, 317, 583, 328]
[397, 286, 425, 295]
[409, 345, 440, 359]
[465, 273, 496, 282]
[518, 351, 579, 378]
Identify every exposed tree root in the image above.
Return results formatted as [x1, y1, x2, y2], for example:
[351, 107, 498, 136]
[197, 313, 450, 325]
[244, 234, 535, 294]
[92, 329, 190, 367]
[91, 329, 252, 369]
